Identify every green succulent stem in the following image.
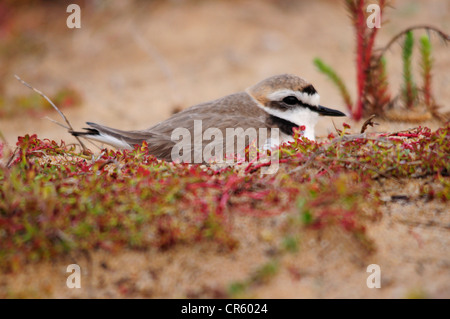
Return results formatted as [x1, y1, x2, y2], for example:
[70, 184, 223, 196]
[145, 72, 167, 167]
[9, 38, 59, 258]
[420, 35, 433, 107]
[313, 58, 353, 111]
[402, 31, 417, 108]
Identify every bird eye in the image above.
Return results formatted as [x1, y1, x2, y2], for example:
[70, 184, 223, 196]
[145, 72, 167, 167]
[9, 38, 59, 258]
[282, 96, 299, 105]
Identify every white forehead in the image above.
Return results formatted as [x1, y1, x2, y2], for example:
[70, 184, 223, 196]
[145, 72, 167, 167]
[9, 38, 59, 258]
[267, 89, 320, 107]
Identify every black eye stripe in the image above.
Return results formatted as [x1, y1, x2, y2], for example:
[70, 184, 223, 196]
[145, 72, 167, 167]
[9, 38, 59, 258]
[282, 96, 299, 105]
[282, 96, 315, 110]
[269, 98, 318, 112]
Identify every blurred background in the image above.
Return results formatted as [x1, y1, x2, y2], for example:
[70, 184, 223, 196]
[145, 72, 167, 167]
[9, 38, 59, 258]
[0, 0, 449, 147]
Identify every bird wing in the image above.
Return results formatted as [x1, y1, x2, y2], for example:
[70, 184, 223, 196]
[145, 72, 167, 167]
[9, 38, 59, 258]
[71, 92, 273, 162]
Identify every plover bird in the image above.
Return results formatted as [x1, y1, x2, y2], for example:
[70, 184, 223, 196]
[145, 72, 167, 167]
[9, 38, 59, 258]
[71, 74, 345, 162]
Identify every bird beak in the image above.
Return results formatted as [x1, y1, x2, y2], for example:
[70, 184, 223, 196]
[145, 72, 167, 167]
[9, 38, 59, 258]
[314, 105, 346, 117]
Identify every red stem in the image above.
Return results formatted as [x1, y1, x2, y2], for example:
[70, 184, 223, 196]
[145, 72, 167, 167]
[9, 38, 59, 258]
[354, 0, 366, 120]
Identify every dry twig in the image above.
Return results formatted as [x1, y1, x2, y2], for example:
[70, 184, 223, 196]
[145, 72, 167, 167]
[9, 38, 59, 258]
[14, 75, 87, 152]
[360, 114, 379, 134]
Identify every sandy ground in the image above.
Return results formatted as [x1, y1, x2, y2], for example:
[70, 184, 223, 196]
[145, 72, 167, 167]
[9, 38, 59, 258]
[0, 0, 449, 298]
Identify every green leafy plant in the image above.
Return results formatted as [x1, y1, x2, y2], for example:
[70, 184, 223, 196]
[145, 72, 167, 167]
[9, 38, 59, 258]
[420, 35, 433, 108]
[402, 31, 417, 108]
[314, 0, 449, 121]
[313, 58, 353, 111]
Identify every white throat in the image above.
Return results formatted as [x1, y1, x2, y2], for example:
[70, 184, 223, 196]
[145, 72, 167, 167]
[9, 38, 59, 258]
[245, 90, 320, 141]
[262, 106, 319, 141]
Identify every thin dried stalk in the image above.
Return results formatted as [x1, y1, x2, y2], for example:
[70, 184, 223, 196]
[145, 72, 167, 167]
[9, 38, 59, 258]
[14, 75, 87, 152]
